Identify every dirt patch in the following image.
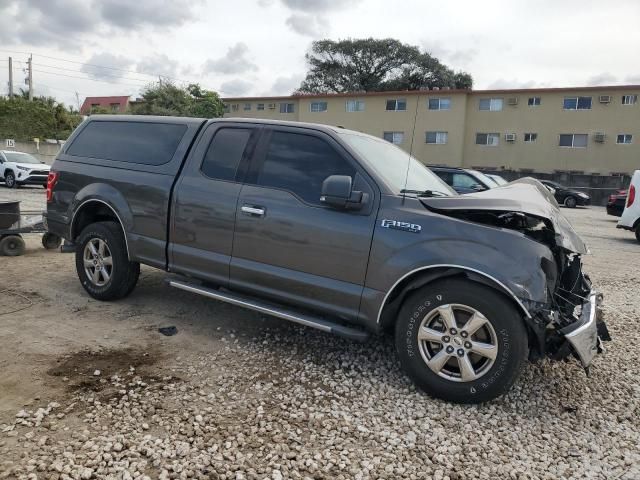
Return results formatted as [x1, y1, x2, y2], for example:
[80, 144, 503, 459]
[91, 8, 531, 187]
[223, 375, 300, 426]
[47, 347, 161, 393]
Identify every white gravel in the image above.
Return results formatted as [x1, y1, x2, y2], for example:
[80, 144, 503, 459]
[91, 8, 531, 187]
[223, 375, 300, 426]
[0, 198, 639, 480]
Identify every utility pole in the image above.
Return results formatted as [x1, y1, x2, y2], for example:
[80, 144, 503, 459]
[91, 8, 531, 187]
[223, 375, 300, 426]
[75, 91, 81, 112]
[8, 57, 13, 98]
[27, 54, 33, 101]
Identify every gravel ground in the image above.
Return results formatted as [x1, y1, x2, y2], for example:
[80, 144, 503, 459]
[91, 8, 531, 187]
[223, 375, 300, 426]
[0, 187, 639, 480]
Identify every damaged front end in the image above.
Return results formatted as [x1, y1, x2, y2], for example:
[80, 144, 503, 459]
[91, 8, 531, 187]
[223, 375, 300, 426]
[420, 178, 611, 369]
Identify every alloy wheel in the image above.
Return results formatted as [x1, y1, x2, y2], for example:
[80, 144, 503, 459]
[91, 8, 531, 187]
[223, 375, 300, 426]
[83, 238, 113, 287]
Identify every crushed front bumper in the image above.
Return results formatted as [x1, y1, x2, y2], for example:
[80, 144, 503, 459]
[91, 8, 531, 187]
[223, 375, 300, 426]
[560, 292, 607, 367]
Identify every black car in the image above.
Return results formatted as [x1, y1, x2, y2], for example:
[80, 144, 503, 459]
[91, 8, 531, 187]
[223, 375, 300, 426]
[430, 166, 497, 194]
[539, 180, 591, 208]
[606, 190, 627, 217]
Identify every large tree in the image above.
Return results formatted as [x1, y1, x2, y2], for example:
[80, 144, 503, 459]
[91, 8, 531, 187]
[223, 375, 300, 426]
[132, 81, 225, 118]
[296, 38, 472, 94]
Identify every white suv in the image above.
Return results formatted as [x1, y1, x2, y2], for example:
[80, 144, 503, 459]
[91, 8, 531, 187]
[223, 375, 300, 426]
[0, 150, 51, 188]
[617, 169, 640, 243]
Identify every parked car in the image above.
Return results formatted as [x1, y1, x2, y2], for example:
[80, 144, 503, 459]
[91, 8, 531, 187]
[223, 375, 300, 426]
[617, 171, 639, 242]
[486, 173, 508, 186]
[45, 116, 609, 404]
[0, 150, 51, 188]
[606, 190, 628, 217]
[430, 166, 497, 194]
[538, 180, 590, 208]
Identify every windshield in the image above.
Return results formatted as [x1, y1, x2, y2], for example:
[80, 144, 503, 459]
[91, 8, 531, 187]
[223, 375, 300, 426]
[339, 133, 456, 196]
[468, 169, 498, 188]
[3, 152, 41, 164]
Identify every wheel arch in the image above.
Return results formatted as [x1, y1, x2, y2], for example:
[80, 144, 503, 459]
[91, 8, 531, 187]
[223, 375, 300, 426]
[377, 265, 532, 331]
[71, 199, 130, 259]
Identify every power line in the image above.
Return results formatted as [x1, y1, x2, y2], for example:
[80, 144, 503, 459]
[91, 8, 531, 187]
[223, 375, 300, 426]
[33, 69, 147, 89]
[35, 63, 150, 85]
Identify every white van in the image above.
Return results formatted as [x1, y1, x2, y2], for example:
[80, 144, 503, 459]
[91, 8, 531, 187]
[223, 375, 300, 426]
[617, 170, 640, 243]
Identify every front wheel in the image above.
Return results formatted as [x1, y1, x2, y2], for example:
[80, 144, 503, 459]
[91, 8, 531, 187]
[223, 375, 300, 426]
[75, 221, 140, 300]
[395, 278, 528, 404]
[564, 196, 577, 208]
[4, 172, 17, 189]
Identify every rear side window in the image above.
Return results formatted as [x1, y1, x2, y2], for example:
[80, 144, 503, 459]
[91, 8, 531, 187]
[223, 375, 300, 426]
[201, 128, 252, 181]
[257, 131, 355, 205]
[67, 121, 187, 165]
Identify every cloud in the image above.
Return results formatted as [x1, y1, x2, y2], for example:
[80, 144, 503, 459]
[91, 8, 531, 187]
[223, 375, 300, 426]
[423, 41, 478, 67]
[587, 73, 618, 85]
[0, 0, 202, 48]
[203, 43, 258, 75]
[285, 14, 328, 37]
[486, 79, 550, 89]
[136, 54, 180, 79]
[269, 73, 305, 95]
[281, 0, 360, 12]
[80, 53, 134, 82]
[220, 79, 253, 96]
[625, 75, 640, 84]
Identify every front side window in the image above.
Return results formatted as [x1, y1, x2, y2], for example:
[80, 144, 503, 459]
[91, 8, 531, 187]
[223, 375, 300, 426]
[346, 100, 365, 112]
[617, 134, 633, 144]
[528, 97, 541, 106]
[201, 128, 252, 181]
[386, 99, 407, 111]
[563, 97, 592, 110]
[67, 121, 187, 165]
[428, 98, 451, 110]
[256, 132, 355, 206]
[559, 134, 588, 147]
[478, 98, 503, 111]
[622, 94, 638, 105]
[425, 131, 448, 144]
[310, 101, 328, 113]
[524, 133, 538, 142]
[475, 133, 500, 146]
[383, 132, 404, 144]
[280, 103, 295, 113]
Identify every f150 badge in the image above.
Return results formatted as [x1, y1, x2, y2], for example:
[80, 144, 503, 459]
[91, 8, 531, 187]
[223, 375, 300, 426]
[381, 219, 422, 233]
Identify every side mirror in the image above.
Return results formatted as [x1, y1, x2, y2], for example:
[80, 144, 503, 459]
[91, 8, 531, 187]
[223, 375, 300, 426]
[320, 175, 364, 210]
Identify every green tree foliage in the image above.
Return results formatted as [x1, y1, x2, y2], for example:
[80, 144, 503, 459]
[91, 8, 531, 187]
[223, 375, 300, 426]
[131, 81, 225, 118]
[0, 96, 81, 141]
[297, 38, 473, 94]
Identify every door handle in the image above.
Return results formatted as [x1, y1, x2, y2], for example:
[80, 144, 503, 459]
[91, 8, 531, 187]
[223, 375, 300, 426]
[241, 205, 265, 217]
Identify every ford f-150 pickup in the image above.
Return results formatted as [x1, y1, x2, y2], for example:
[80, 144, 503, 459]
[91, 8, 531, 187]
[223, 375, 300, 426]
[45, 115, 610, 403]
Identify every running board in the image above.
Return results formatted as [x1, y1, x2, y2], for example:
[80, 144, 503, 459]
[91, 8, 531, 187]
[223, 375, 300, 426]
[167, 279, 369, 342]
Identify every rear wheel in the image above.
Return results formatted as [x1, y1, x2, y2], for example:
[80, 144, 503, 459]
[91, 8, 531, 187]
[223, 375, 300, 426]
[635, 224, 640, 243]
[0, 235, 25, 256]
[395, 278, 528, 404]
[564, 196, 577, 208]
[4, 171, 17, 189]
[75, 221, 140, 300]
[42, 232, 62, 250]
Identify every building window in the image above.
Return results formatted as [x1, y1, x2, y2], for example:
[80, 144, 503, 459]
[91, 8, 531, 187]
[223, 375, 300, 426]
[476, 133, 500, 146]
[110, 103, 120, 112]
[425, 131, 448, 144]
[622, 95, 638, 105]
[524, 133, 538, 142]
[478, 98, 503, 111]
[231, 104, 239, 112]
[617, 134, 633, 144]
[528, 97, 541, 106]
[428, 98, 451, 110]
[346, 100, 365, 112]
[257, 103, 265, 111]
[563, 97, 592, 110]
[383, 132, 404, 144]
[310, 101, 328, 112]
[386, 99, 407, 111]
[244, 103, 251, 111]
[559, 134, 588, 148]
[280, 103, 295, 113]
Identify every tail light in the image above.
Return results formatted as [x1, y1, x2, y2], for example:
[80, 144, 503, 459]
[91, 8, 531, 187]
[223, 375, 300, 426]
[627, 185, 635, 208]
[46, 171, 59, 203]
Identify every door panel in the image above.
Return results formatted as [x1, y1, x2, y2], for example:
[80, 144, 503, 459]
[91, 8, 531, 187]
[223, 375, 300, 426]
[169, 124, 256, 286]
[229, 128, 378, 320]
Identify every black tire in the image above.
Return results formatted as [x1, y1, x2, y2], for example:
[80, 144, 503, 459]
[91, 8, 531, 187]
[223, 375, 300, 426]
[0, 235, 25, 256]
[4, 171, 17, 189]
[395, 278, 528, 404]
[635, 225, 640, 244]
[564, 196, 577, 208]
[75, 221, 140, 300]
[42, 232, 62, 250]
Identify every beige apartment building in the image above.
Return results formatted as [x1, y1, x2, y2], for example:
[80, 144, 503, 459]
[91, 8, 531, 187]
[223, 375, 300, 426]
[223, 85, 640, 175]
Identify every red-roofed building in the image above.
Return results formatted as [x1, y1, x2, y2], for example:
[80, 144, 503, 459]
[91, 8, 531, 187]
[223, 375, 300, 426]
[80, 96, 131, 115]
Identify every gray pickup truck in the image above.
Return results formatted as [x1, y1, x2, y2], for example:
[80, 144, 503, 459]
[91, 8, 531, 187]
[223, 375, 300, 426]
[45, 116, 609, 403]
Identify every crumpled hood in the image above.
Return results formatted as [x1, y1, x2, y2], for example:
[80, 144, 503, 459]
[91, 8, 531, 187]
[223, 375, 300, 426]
[420, 177, 588, 254]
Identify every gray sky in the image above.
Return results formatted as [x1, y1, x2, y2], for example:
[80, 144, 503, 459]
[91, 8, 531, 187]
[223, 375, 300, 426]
[1, 0, 639, 107]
